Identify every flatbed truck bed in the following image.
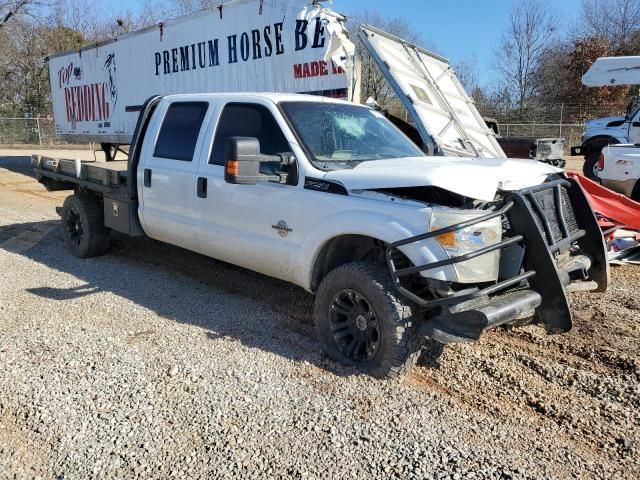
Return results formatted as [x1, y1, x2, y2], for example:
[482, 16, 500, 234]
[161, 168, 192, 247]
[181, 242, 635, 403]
[32, 155, 129, 191]
[32, 154, 144, 237]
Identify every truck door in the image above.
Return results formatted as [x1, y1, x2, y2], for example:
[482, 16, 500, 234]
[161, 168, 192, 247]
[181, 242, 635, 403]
[138, 100, 211, 251]
[629, 108, 640, 144]
[194, 101, 303, 284]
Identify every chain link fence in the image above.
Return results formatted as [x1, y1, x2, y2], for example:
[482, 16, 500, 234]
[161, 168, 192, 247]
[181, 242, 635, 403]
[498, 123, 584, 152]
[0, 102, 624, 154]
[478, 103, 632, 154]
[0, 117, 75, 148]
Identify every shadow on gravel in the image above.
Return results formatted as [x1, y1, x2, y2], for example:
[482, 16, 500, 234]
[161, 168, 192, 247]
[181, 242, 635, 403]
[27, 285, 100, 300]
[417, 340, 446, 368]
[0, 220, 364, 376]
[0, 218, 445, 375]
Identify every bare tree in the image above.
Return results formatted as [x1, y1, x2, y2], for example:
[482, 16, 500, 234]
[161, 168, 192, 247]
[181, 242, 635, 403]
[349, 10, 436, 109]
[0, 0, 48, 27]
[169, 0, 216, 16]
[578, 0, 640, 53]
[455, 54, 479, 93]
[0, 0, 168, 114]
[0, 17, 84, 114]
[49, 0, 168, 41]
[495, 0, 559, 110]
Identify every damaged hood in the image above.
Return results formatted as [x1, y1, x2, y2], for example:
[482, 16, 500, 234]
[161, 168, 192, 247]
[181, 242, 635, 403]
[323, 157, 563, 202]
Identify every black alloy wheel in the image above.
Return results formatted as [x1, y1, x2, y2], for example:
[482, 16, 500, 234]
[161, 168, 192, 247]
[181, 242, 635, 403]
[65, 207, 85, 247]
[314, 262, 421, 378]
[329, 288, 381, 363]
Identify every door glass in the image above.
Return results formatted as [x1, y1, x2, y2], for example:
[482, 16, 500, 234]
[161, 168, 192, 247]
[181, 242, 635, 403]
[210, 103, 291, 165]
[154, 102, 208, 161]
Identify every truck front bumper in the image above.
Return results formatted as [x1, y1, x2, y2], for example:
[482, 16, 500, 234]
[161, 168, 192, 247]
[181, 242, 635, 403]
[386, 178, 609, 343]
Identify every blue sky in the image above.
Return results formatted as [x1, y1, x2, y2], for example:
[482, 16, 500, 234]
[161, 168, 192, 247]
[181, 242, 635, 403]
[110, 0, 583, 87]
[338, 0, 583, 77]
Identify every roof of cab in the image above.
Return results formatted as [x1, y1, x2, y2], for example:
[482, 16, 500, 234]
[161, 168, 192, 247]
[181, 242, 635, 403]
[159, 92, 360, 106]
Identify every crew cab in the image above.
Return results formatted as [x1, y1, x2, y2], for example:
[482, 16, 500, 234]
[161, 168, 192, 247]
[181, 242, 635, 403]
[32, 93, 609, 378]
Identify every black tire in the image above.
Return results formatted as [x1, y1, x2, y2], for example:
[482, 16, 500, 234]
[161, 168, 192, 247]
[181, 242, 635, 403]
[632, 181, 640, 202]
[583, 152, 601, 181]
[314, 262, 421, 379]
[61, 193, 110, 258]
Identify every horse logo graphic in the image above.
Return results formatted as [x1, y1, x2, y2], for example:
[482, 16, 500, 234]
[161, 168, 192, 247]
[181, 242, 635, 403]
[104, 53, 118, 108]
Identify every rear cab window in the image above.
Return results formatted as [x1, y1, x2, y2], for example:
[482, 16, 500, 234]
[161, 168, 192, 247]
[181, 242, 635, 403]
[154, 102, 209, 161]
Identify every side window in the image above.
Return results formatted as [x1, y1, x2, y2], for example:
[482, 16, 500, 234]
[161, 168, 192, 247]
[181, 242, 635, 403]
[210, 103, 291, 165]
[154, 102, 208, 161]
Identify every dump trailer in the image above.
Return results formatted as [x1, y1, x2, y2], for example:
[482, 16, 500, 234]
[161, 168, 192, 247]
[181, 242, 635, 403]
[484, 118, 566, 167]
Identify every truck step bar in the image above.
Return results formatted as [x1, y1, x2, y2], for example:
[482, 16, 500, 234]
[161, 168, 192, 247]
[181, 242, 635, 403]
[419, 289, 542, 344]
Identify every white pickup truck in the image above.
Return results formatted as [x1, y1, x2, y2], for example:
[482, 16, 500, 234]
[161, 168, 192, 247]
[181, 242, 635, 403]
[32, 93, 609, 378]
[572, 56, 640, 180]
[597, 144, 640, 200]
[571, 56, 640, 198]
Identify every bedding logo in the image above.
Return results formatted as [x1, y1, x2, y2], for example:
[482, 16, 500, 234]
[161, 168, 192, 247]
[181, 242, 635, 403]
[58, 53, 118, 127]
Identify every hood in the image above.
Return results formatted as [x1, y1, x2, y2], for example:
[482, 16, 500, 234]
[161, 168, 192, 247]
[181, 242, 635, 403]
[586, 115, 626, 129]
[323, 157, 562, 202]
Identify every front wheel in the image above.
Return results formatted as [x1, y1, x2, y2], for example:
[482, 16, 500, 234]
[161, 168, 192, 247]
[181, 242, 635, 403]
[314, 263, 421, 378]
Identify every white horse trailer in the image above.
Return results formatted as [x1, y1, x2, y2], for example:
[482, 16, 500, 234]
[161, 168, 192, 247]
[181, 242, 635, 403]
[47, 0, 503, 160]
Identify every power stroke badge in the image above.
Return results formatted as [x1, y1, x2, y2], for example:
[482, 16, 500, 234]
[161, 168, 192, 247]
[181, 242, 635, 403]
[272, 220, 293, 237]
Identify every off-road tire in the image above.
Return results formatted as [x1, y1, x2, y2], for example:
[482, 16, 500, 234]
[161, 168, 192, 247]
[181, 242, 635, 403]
[583, 152, 601, 181]
[314, 262, 421, 379]
[61, 193, 110, 258]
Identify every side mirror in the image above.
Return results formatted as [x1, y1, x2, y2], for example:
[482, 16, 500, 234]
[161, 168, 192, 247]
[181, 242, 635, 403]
[224, 137, 264, 185]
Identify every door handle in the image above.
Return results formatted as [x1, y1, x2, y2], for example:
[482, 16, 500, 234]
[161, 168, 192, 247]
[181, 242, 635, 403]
[197, 177, 207, 198]
[144, 168, 152, 187]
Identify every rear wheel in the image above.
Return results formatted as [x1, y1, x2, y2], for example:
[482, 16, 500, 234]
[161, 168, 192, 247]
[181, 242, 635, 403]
[632, 181, 640, 202]
[61, 193, 110, 258]
[583, 152, 601, 181]
[314, 262, 421, 378]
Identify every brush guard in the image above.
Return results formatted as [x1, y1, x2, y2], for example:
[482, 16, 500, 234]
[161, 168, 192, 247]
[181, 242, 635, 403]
[386, 178, 609, 343]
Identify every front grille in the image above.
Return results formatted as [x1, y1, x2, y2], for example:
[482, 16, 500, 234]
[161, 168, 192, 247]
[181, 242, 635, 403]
[526, 187, 580, 247]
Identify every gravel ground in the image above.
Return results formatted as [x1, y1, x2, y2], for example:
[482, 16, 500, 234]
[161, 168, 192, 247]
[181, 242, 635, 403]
[0, 152, 638, 479]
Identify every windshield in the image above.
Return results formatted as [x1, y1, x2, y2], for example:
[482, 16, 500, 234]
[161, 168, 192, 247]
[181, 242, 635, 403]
[280, 102, 425, 170]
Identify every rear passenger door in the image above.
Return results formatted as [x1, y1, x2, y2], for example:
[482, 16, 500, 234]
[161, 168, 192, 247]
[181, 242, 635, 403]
[138, 100, 210, 252]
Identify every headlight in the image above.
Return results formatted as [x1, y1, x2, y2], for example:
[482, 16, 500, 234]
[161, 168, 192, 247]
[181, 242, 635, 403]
[429, 208, 503, 283]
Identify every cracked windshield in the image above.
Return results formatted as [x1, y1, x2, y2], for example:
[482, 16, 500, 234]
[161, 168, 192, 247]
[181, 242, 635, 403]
[281, 102, 424, 170]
